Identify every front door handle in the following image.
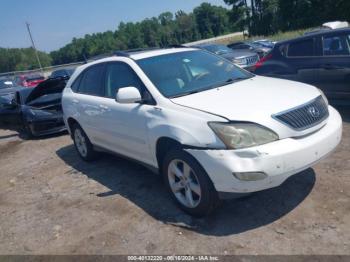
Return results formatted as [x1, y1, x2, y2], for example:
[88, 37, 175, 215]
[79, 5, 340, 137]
[99, 105, 108, 110]
[72, 99, 79, 104]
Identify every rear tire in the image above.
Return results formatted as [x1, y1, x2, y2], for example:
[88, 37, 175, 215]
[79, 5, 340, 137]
[71, 124, 97, 161]
[162, 148, 219, 217]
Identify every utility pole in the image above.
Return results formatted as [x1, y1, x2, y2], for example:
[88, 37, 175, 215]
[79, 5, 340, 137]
[26, 22, 43, 72]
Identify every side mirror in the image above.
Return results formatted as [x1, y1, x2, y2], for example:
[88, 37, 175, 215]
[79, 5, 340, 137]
[0, 96, 17, 109]
[116, 87, 142, 104]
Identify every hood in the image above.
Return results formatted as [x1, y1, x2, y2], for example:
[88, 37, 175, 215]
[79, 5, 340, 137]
[221, 50, 257, 60]
[25, 77, 67, 104]
[171, 76, 323, 137]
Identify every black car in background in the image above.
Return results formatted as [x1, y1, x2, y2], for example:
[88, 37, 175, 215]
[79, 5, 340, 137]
[254, 28, 350, 104]
[0, 77, 67, 137]
[228, 41, 272, 58]
[50, 68, 75, 78]
[195, 44, 259, 70]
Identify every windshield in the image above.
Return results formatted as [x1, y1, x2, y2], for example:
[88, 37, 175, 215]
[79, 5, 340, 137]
[203, 45, 232, 55]
[137, 50, 253, 98]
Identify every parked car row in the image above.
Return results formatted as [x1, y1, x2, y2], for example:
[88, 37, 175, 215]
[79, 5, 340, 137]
[1, 67, 76, 89]
[227, 41, 272, 58]
[253, 27, 350, 104]
[194, 44, 260, 70]
[192, 39, 274, 71]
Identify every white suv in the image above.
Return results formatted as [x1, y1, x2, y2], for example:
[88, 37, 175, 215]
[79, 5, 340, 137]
[62, 47, 342, 216]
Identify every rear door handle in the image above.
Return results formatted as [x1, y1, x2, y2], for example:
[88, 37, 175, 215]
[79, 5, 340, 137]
[322, 64, 343, 70]
[72, 99, 79, 104]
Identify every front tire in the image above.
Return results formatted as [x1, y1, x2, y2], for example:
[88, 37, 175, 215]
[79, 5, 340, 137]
[162, 148, 219, 217]
[71, 124, 97, 161]
[18, 121, 33, 139]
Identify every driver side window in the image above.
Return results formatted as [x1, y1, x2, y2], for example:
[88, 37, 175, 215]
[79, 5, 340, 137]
[104, 62, 146, 99]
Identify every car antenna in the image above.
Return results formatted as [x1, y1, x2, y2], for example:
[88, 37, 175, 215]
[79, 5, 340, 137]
[83, 54, 88, 64]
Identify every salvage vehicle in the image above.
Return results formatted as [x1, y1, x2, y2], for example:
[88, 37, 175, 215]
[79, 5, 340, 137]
[0, 77, 67, 137]
[194, 43, 259, 70]
[253, 28, 350, 104]
[14, 74, 45, 88]
[227, 41, 272, 58]
[50, 68, 75, 78]
[62, 47, 342, 216]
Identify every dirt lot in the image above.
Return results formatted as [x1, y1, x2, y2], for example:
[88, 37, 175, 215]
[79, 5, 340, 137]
[0, 108, 349, 255]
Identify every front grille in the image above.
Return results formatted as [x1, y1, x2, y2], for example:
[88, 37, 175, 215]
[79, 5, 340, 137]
[246, 55, 259, 66]
[272, 96, 329, 131]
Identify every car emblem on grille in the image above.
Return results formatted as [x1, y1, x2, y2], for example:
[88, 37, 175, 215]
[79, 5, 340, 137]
[308, 106, 320, 117]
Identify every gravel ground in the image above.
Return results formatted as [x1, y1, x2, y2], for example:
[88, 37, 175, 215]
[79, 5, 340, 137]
[0, 108, 349, 255]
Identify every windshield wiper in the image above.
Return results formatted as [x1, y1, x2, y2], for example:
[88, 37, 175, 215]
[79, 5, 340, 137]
[214, 77, 249, 88]
[169, 90, 201, 98]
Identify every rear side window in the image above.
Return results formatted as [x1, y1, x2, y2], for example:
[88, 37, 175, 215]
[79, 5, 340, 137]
[70, 73, 82, 92]
[104, 62, 146, 98]
[79, 64, 104, 96]
[279, 44, 288, 57]
[323, 34, 350, 56]
[288, 39, 314, 57]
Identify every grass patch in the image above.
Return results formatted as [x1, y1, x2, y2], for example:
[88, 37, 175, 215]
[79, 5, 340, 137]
[217, 28, 313, 45]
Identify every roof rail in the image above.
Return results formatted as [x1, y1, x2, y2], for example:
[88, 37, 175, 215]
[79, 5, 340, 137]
[87, 53, 114, 62]
[114, 51, 130, 57]
[123, 47, 161, 53]
[114, 45, 188, 55]
[88, 45, 190, 62]
[166, 44, 189, 48]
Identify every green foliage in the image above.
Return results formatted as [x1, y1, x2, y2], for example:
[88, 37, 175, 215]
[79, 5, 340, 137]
[1, 0, 349, 72]
[193, 3, 231, 38]
[0, 48, 51, 73]
[49, 3, 234, 65]
[225, 0, 349, 36]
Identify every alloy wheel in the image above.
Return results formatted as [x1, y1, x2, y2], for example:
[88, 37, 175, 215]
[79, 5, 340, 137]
[168, 159, 202, 208]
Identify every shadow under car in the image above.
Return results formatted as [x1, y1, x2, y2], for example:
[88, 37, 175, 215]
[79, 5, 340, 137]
[56, 144, 316, 236]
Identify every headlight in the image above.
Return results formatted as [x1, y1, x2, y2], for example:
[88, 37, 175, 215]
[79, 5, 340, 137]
[209, 122, 279, 149]
[318, 89, 329, 106]
[233, 58, 245, 65]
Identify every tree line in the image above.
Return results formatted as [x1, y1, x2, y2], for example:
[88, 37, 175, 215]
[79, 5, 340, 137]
[1, 0, 349, 73]
[50, 3, 231, 65]
[0, 47, 51, 74]
[225, 0, 350, 36]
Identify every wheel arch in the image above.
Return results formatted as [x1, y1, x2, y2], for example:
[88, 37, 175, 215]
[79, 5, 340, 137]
[66, 117, 80, 138]
[155, 137, 183, 171]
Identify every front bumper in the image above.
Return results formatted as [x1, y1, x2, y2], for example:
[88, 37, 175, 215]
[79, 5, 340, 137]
[186, 106, 342, 194]
[27, 118, 66, 136]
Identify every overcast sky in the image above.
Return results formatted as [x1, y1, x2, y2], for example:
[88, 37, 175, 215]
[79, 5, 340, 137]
[0, 0, 227, 52]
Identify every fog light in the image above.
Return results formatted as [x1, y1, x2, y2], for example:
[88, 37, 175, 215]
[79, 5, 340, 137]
[233, 172, 267, 181]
